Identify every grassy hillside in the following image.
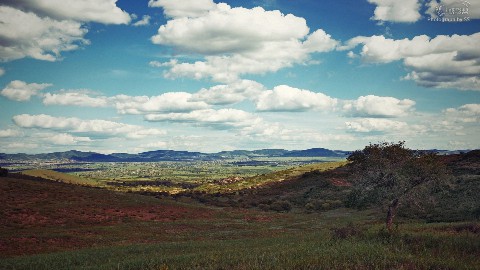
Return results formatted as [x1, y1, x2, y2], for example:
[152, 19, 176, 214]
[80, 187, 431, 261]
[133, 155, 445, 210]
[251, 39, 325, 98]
[1, 174, 479, 269]
[194, 161, 347, 193]
[1, 152, 479, 269]
[21, 169, 99, 186]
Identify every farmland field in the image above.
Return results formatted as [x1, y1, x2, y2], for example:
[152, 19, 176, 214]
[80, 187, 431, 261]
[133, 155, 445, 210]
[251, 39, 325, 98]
[5, 157, 345, 193]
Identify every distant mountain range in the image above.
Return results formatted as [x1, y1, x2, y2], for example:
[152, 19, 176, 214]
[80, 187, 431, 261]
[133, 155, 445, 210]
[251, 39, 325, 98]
[0, 148, 350, 162]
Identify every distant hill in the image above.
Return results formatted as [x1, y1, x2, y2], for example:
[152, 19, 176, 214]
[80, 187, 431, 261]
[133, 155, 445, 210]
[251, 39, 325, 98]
[282, 148, 348, 157]
[0, 148, 349, 162]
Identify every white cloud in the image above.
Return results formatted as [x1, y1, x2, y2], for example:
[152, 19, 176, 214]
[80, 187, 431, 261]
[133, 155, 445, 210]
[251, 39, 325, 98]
[3, 0, 131, 24]
[444, 103, 480, 123]
[133, 15, 151, 27]
[44, 133, 92, 145]
[303, 29, 339, 53]
[152, 4, 309, 55]
[367, 0, 421, 23]
[12, 114, 166, 139]
[113, 92, 209, 114]
[0, 68, 5, 76]
[0, 1, 131, 62]
[43, 91, 109, 107]
[145, 109, 262, 130]
[191, 80, 265, 105]
[343, 95, 415, 117]
[149, 61, 168, 67]
[0, 129, 22, 138]
[343, 33, 480, 91]
[403, 51, 480, 90]
[0, 6, 89, 62]
[3, 142, 39, 150]
[345, 118, 409, 133]
[151, 3, 337, 82]
[256, 85, 337, 112]
[148, 0, 217, 18]
[1, 80, 52, 101]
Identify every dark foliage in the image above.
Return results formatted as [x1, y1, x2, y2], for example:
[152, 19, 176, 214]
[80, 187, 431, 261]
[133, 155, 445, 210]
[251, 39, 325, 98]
[346, 141, 451, 230]
[330, 223, 364, 240]
[0, 167, 8, 177]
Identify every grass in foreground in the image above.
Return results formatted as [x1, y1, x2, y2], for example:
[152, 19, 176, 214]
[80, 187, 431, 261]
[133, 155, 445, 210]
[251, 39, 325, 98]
[1, 221, 479, 270]
[2, 160, 479, 270]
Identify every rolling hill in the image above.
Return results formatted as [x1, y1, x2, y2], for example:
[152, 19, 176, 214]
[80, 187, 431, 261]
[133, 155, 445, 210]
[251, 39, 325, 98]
[0, 148, 350, 162]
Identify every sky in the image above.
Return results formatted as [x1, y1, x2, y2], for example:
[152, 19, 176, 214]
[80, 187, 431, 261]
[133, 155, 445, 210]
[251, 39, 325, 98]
[0, 0, 479, 154]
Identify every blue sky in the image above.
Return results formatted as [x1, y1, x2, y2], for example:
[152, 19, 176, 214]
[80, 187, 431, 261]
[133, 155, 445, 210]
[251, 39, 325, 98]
[0, 0, 479, 153]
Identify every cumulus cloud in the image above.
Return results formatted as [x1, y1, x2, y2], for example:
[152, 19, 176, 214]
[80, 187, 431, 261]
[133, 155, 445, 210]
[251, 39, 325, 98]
[343, 33, 480, 90]
[150, 3, 338, 82]
[0, 6, 89, 62]
[303, 29, 339, 53]
[1, 80, 52, 101]
[113, 92, 209, 114]
[145, 109, 262, 130]
[143, 108, 291, 141]
[0, 0, 130, 62]
[0, 68, 5, 76]
[2, 0, 131, 24]
[39, 90, 209, 113]
[343, 95, 415, 117]
[0, 129, 22, 138]
[191, 80, 265, 105]
[148, 0, 217, 18]
[133, 15, 151, 27]
[43, 91, 109, 107]
[152, 4, 309, 55]
[12, 114, 165, 139]
[367, 0, 421, 23]
[443, 103, 480, 123]
[44, 133, 92, 145]
[256, 85, 337, 112]
[345, 118, 409, 133]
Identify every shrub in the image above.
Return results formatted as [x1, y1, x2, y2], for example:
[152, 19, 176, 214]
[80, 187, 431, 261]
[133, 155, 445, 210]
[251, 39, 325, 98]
[269, 200, 292, 212]
[0, 167, 8, 177]
[330, 223, 364, 240]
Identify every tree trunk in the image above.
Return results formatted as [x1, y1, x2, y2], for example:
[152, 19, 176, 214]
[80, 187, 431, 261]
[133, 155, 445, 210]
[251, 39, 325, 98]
[386, 199, 399, 232]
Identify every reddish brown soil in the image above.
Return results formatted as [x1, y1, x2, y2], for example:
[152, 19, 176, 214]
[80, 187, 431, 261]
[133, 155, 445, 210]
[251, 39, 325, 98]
[0, 176, 216, 256]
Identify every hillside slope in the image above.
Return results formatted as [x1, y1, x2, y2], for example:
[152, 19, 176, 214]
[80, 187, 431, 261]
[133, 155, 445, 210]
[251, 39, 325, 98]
[20, 169, 98, 186]
[0, 174, 216, 257]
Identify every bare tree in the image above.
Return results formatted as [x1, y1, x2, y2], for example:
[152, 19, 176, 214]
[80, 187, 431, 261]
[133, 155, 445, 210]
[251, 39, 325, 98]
[346, 142, 450, 232]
